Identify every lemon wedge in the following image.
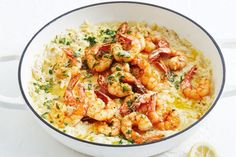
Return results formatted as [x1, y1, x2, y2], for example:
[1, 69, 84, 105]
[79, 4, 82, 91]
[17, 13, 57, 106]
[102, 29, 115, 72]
[188, 142, 218, 157]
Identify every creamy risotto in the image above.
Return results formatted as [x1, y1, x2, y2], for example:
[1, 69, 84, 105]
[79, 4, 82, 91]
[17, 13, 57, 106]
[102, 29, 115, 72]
[29, 21, 213, 145]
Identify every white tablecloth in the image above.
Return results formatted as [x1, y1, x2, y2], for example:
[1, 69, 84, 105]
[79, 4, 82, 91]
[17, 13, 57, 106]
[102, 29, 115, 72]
[0, 0, 235, 156]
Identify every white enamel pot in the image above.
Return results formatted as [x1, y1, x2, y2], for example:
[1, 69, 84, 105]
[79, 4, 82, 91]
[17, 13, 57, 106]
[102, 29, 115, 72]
[0, 1, 228, 157]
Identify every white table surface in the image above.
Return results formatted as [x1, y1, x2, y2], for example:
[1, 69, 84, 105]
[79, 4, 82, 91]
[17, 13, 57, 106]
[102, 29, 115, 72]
[0, 0, 236, 156]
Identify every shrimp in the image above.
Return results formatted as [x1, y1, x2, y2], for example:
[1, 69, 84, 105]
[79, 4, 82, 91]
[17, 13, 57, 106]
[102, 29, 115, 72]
[116, 22, 145, 56]
[121, 112, 152, 143]
[148, 37, 186, 72]
[117, 33, 145, 54]
[143, 37, 156, 53]
[85, 44, 113, 72]
[128, 93, 180, 131]
[151, 37, 170, 48]
[107, 71, 134, 97]
[143, 36, 169, 54]
[166, 54, 186, 71]
[62, 48, 79, 66]
[62, 74, 88, 125]
[107, 71, 146, 97]
[64, 73, 81, 106]
[154, 107, 180, 130]
[149, 49, 186, 72]
[121, 112, 164, 144]
[111, 62, 130, 73]
[120, 93, 156, 116]
[131, 58, 160, 90]
[95, 118, 121, 136]
[111, 43, 134, 62]
[117, 22, 128, 34]
[120, 93, 140, 116]
[144, 94, 180, 130]
[86, 91, 120, 121]
[135, 33, 146, 52]
[181, 65, 211, 100]
[46, 101, 67, 128]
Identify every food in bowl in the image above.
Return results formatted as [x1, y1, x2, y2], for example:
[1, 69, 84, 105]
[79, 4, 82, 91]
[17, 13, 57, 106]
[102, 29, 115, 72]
[29, 21, 214, 145]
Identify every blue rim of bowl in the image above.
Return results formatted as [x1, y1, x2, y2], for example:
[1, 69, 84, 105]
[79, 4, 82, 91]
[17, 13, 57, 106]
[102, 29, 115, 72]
[18, 1, 225, 147]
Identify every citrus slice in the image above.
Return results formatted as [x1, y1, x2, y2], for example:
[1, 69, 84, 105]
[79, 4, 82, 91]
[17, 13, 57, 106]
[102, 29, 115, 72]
[188, 142, 218, 157]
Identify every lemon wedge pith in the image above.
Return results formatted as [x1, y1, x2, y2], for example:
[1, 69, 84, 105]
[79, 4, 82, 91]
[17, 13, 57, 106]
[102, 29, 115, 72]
[188, 142, 218, 157]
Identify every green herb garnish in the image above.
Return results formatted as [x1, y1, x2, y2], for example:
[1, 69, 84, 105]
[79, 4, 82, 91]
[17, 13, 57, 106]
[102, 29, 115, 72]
[126, 130, 132, 134]
[58, 37, 71, 45]
[87, 83, 92, 90]
[123, 85, 130, 92]
[73, 50, 81, 57]
[117, 51, 131, 58]
[127, 100, 132, 108]
[49, 69, 53, 75]
[174, 81, 180, 89]
[41, 112, 49, 118]
[107, 75, 115, 81]
[84, 36, 97, 46]
[118, 140, 123, 144]
[167, 71, 177, 82]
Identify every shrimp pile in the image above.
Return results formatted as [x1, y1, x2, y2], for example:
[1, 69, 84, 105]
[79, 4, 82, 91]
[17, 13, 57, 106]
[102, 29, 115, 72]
[31, 21, 213, 145]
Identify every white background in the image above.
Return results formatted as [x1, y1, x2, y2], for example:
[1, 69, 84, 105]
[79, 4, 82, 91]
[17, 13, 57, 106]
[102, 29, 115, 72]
[0, 0, 236, 156]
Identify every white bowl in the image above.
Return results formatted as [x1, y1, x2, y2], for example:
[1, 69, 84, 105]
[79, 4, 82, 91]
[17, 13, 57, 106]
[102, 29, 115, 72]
[16, 2, 225, 157]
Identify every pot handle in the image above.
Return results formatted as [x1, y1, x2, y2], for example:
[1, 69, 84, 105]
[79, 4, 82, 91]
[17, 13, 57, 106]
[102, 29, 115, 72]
[0, 54, 25, 110]
[218, 40, 236, 98]
[222, 85, 236, 98]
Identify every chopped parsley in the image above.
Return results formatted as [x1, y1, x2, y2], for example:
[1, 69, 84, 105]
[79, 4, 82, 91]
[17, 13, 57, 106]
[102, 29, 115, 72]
[127, 138, 134, 144]
[167, 71, 177, 82]
[84, 36, 97, 46]
[87, 83, 92, 90]
[100, 29, 116, 36]
[116, 72, 121, 77]
[56, 103, 60, 110]
[43, 100, 52, 109]
[118, 134, 125, 139]
[116, 67, 122, 71]
[174, 81, 180, 89]
[48, 69, 53, 75]
[123, 85, 130, 92]
[127, 30, 132, 34]
[120, 75, 125, 81]
[100, 29, 116, 43]
[127, 100, 132, 108]
[103, 54, 113, 59]
[64, 60, 71, 67]
[107, 75, 115, 81]
[174, 74, 184, 90]
[85, 73, 93, 78]
[41, 112, 49, 118]
[118, 140, 123, 144]
[126, 130, 132, 134]
[180, 75, 184, 83]
[62, 71, 69, 77]
[73, 49, 81, 57]
[58, 37, 71, 45]
[34, 80, 53, 93]
[117, 51, 131, 58]
[104, 29, 116, 36]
